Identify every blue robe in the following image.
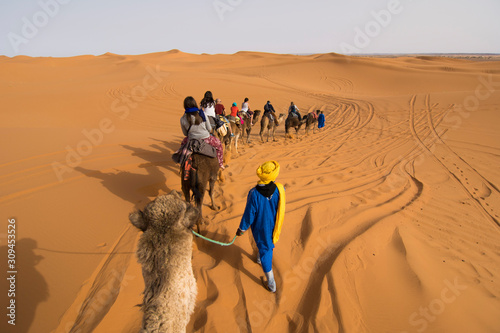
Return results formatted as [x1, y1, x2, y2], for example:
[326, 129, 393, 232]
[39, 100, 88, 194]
[318, 113, 325, 128]
[239, 186, 280, 273]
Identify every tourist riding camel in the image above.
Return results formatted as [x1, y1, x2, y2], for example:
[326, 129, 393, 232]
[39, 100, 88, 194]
[177, 96, 224, 170]
[288, 102, 302, 121]
[263, 101, 279, 126]
[228, 102, 240, 124]
[240, 97, 254, 125]
[215, 98, 225, 116]
[215, 98, 233, 137]
[200, 91, 217, 130]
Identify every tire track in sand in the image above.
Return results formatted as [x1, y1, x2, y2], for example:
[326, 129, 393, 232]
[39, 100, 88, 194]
[409, 95, 499, 227]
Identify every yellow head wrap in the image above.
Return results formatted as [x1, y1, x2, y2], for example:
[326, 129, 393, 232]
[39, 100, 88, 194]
[256, 161, 280, 184]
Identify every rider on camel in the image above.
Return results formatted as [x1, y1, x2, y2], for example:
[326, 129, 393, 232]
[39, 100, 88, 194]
[288, 102, 302, 121]
[264, 101, 279, 126]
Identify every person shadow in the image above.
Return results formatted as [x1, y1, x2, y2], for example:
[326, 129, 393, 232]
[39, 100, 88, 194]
[191, 231, 262, 331]
[0, 238, 48, 333]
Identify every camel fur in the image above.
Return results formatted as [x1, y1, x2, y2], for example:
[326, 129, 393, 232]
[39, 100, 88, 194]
[285, 113, 306, 138]
[228, 121, 241, 154]
[240, 109, 261, 144]
[129, 191, 200, 333]
[214, 122, 233, 171]
[181, 153, 219, 226]
[304, 110, 320, 135]
[260, 113, 285, 142]
[214, 119, 232, 152]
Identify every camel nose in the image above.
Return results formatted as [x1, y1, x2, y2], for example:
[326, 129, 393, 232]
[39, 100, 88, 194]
[185, 204, 201, 228]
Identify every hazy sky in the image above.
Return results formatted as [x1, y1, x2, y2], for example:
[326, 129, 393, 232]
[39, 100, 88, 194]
[1, 0, 499, 57]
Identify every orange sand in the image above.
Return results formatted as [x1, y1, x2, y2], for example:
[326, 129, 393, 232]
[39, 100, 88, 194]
[1, 51, 500, 333]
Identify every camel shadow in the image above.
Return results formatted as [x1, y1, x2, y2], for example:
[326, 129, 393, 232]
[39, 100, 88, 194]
[149, 137, 183, 152]
[74, 164, 170, 209]
[121, 137, 183, 175]
[74, 138, 186, 209]
[0, 238, 48, 333]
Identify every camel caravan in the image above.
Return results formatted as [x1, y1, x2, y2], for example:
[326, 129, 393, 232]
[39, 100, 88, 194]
[284, 102, 324, 137]
[130, 91, 324, 332]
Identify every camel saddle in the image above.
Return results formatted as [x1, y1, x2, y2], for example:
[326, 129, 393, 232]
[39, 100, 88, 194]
[227, 115, 241, 125]
[172, 138, 216, 165]
[265, 111, 276, 121]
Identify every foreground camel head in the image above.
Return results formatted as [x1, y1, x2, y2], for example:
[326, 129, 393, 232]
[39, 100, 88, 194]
[129, 190, 200, 333]
[129, 190, 200, 234]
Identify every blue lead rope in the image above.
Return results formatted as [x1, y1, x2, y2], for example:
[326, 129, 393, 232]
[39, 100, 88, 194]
[191, 230, 237, 246]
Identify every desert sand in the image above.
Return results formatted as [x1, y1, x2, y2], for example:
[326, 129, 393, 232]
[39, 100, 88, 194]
[1, 51, 500, 333]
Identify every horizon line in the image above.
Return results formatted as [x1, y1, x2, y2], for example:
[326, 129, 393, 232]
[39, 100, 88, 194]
[1, 50, 499, 59]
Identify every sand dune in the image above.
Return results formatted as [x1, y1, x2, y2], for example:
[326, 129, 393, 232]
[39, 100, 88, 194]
[1, 51, 499, 333]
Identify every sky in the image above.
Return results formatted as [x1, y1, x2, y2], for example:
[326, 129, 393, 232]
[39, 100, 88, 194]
[1, 0, 499, 57]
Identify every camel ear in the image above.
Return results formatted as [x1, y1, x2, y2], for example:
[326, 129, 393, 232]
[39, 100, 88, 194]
[129, 210, 148, 232]
[170, 190, 181, 199]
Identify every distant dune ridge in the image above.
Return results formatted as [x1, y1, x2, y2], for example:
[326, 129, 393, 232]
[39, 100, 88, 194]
[0, 50, 499, 333]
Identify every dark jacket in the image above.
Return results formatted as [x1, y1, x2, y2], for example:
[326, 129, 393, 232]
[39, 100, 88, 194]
[264, 103, 275, 113]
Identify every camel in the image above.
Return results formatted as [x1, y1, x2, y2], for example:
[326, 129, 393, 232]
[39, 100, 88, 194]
[214, 118, 232, 151]
[181, 152, 219, 225]
[229, 121, 241, 154]
[129, 190, 199, 333]
[225, 110, 261, 153]
[304, 111, 320, 135]
[214, 121, 233, 166]
[239, 110, 261, 144]
[260, 113, 285, 142]
[284, 113, 306, 138]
